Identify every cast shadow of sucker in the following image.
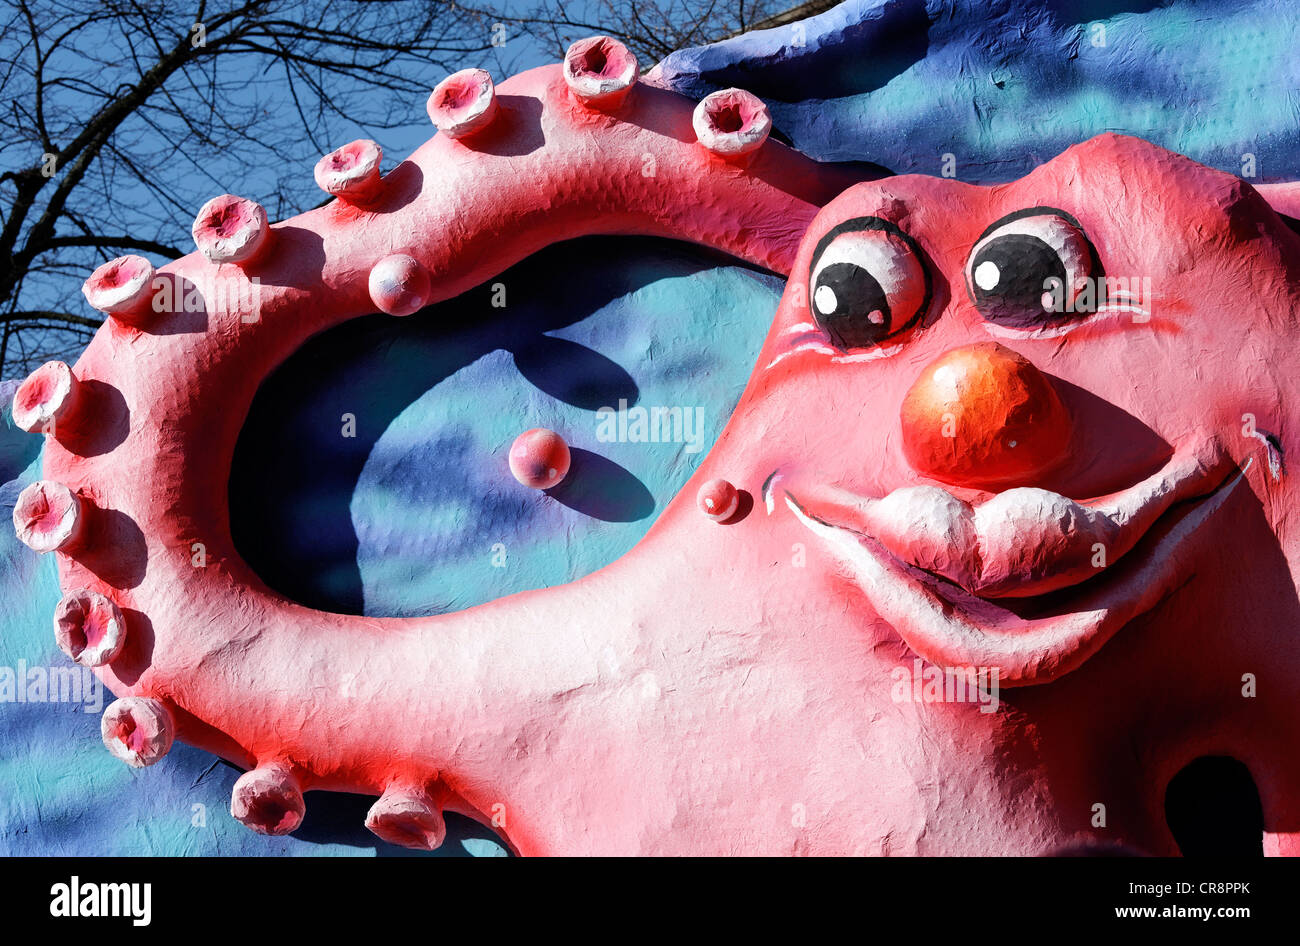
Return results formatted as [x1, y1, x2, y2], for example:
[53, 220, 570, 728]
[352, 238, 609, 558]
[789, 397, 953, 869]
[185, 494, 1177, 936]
[546, 448, 654, 522]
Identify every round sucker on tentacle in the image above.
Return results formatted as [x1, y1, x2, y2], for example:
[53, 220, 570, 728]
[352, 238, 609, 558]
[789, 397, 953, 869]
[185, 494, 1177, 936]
[12, 37, 864, 853]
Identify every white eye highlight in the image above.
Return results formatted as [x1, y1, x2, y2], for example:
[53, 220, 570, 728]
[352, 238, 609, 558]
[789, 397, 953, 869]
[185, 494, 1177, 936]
[813, 284, 838, 317]
[974, 260, 1001, 292]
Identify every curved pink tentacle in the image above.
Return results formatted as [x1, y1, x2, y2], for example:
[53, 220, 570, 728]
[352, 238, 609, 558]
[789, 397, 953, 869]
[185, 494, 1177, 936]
[35, 60, 862, 853]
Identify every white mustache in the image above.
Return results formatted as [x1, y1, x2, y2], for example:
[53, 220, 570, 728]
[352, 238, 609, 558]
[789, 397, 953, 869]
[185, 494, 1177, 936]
[770, 437, 1234, 598]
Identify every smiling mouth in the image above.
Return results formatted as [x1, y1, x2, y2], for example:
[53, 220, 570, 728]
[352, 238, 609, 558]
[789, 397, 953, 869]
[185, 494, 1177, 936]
[766, 439, 1251, 686]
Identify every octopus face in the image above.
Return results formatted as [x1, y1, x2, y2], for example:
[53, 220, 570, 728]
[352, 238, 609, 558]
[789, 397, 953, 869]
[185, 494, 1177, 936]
[669, 132, 1300, 854]
[751, 133, 1296, 689]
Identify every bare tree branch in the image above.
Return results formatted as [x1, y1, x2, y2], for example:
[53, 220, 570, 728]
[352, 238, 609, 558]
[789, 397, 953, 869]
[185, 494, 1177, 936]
[0, 0, 823, 377]
[2, 309, 104, 328]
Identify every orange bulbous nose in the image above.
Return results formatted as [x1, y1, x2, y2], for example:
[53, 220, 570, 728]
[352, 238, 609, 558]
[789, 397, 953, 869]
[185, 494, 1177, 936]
[899, 342, 1071, 489]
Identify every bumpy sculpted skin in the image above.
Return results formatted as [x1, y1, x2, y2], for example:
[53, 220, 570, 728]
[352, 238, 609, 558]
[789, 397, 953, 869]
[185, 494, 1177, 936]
[11, 36, 1300, 856]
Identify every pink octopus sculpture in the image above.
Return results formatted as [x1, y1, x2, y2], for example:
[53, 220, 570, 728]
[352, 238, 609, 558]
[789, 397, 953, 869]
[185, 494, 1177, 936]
[10, 36, 1300, 856]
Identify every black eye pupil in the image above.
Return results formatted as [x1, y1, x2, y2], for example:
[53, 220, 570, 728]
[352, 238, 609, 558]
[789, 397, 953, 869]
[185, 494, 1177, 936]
[970, 235, 1067, 327]
[813, 262, 892, 348]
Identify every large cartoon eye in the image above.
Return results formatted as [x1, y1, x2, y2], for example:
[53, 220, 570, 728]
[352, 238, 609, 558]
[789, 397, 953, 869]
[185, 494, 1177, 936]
[965, 208, 1099, 328]
[808, 217, 929, 349]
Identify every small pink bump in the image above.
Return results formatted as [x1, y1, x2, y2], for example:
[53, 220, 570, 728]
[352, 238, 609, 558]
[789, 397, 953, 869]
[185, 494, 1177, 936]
[11, 360, 79, 434]
[366, 786, 446, 851]
[192, 194, 270, 264]
[81, 255, 155, 321]
[368, 253, 431, 316]
[54, 589, 126, 667]
[12, 480, 84, 553]
[314, 139, 383, 201]
[231, 765, 306, 836]
[101, 697, 174, 767]
[563, 36, 638, 108]
[509, 428, 571, 489]
[693, 89, 772, 157]
[697, 477, 739, 522]
[428, 68, 498, 139]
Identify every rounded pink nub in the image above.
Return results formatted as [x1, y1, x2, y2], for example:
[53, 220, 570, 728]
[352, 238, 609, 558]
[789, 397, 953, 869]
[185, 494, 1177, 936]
[12, 480, 84, 553]
[563, 36, 638, 108]
[12, 360, 79, 434]
[314, 139, 383, 201]
[368, 254, 431, 316]
[231, 765, 306, 836]
[693, 89, 772, 157]
[427, 69, 498, 139]
[192, 194, 270, 264]
[366, 787, 446, 851]
[510, 428, 571, 490]
[101, 697, 174, 767]
[54, 589, 126, 667]
[81, 255, 155, 321]
[697, 477, 740, 522]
